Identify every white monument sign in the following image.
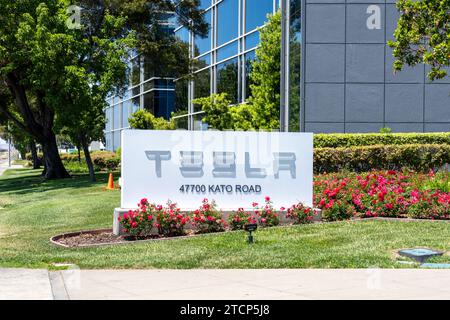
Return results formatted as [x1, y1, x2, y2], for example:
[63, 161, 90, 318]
[121, 130, 313, 210]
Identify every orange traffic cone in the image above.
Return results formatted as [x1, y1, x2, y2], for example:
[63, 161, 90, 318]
[106, 172, 115, 190]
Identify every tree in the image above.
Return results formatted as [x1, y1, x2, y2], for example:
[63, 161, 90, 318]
[0, 1, 126, 179]
[247, 11, 281, 130]
[388, 0, 450, 80]
[195, 12, 282, 131]
[129, 109, 175, 130]
[0, 0, 207, 179]
[193, 93, 254, 131]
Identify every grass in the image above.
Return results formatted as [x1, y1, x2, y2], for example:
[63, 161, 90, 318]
[0, 168, 449, 269]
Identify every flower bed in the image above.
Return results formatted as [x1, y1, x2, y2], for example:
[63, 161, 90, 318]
[314, 170, 450, 221]
[117, 196, 319, 238]
[113, 170, 449, 240]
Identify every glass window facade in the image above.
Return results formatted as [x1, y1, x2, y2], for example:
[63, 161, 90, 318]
[288, 0, 301, 131]
[175, 0, 279, 130]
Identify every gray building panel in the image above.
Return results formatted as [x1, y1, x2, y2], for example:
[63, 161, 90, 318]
[425, 66, 450, 84]
[305, 122, 345, 133]
[385, 4, 399, 41]
[425, 123, 450, 132]
[346, 4, 385, 43]
[345, 122, 385, 133]
[305, 44, 345, 82]
[346, 44, 385, 83]
[301, 0, 450, 133]
[305, 84, 345, 122]
[386, 123, 425, 133]
[424, 85, 450, 122]
[385, 84, 424, 122]
[385, 47, 424, 83]
[306, 4, 345, 43]
[345, 84, 384, 122]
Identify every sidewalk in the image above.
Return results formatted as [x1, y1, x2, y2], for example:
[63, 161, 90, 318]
[0, 158, 22, 176]
[1, 268, 450, 300]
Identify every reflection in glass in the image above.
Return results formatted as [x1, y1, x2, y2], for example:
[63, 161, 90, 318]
[245, 50, 256, 99]
[175, 26, 190, 44]
[289, 0, 301, 132]
[217, 41, 238, 62]
[153, 90, 175, 119]
[113, 131, 121, 151]
[113, 104, 121, 130]
[217, 58, 238, 104]
[144, 92, 154, 114]
[193, 54, 210, 71]
[217, 0, 238, 46]
[246, 0, 272, 32]
[130, 56, 141, 87]
[174, 77, 189, 116]
[194, 10, 211, 56]
[143, 56, 154, 81]
[173, 115, 189, 130]
[105, 107, 112, 131]
[122, 101, 130, 128]
[194, 69, 211, 102]
[193, 113, 208, 131]
[245, 31, 260, 50]
[199, 0, 211, 10]
[105, 132, 112, 151]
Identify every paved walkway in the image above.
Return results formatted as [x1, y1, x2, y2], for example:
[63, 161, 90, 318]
[1, 268, 450, 300]
[0, 158, 22, 176]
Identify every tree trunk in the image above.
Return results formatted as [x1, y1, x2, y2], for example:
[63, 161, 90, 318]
[80, 135, 96, 182]
[77, 145, 81, 163]
[41, 132, 70, 179]
[3, 72, 70, 180]
[29, 141, 40, 169]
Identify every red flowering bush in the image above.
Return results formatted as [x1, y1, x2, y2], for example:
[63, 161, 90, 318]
[407, 189, 450, 220]
[286, 203, 318, 224]
[228, 208, 256, 230]
[154, 201, 190, 237]
[253, 197, 280, 227]
[192, 199, 227, 233]
[314, 170, 450, 221]
[118, 198, 156, 237]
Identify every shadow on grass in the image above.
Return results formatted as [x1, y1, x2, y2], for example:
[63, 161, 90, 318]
[0, 169, 118, 195]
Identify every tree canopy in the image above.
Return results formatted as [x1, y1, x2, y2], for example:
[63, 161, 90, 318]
[388, 0, 450, 80]
[195, 11, 281, 131]
[0, 0, 207, 179]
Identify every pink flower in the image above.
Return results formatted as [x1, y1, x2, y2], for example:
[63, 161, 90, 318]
[265, 196, 270, 202]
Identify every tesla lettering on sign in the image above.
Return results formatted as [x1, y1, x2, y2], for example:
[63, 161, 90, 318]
[121, 130, 313, 210]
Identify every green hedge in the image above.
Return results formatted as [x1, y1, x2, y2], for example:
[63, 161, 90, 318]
[25, 151, 120, 171]
[314, 133, 450, 148]
[314, 144, 450, 173]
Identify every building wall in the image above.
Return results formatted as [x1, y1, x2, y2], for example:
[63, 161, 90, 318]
[301, 0, 450, 133]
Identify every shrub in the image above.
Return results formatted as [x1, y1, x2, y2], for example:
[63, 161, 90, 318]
[314, 170, 450, 221]
[154, 201, 189, 237]
[286, 203, 318, 224]
[314, 144, 450, 174]
[192, 199, 227, 233]
[406, 189, 450, 220]
[253, 196, 280, 227]
[314, 132, 450, 148]
[228, 208, 256, 231]
[118, 198, 156, 237]
[91, 152, 120, 171]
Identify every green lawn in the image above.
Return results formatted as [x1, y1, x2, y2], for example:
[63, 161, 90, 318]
[0, 168, 449, 269]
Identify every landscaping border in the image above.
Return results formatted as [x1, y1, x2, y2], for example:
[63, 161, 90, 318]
[50, 217, 450, 249]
